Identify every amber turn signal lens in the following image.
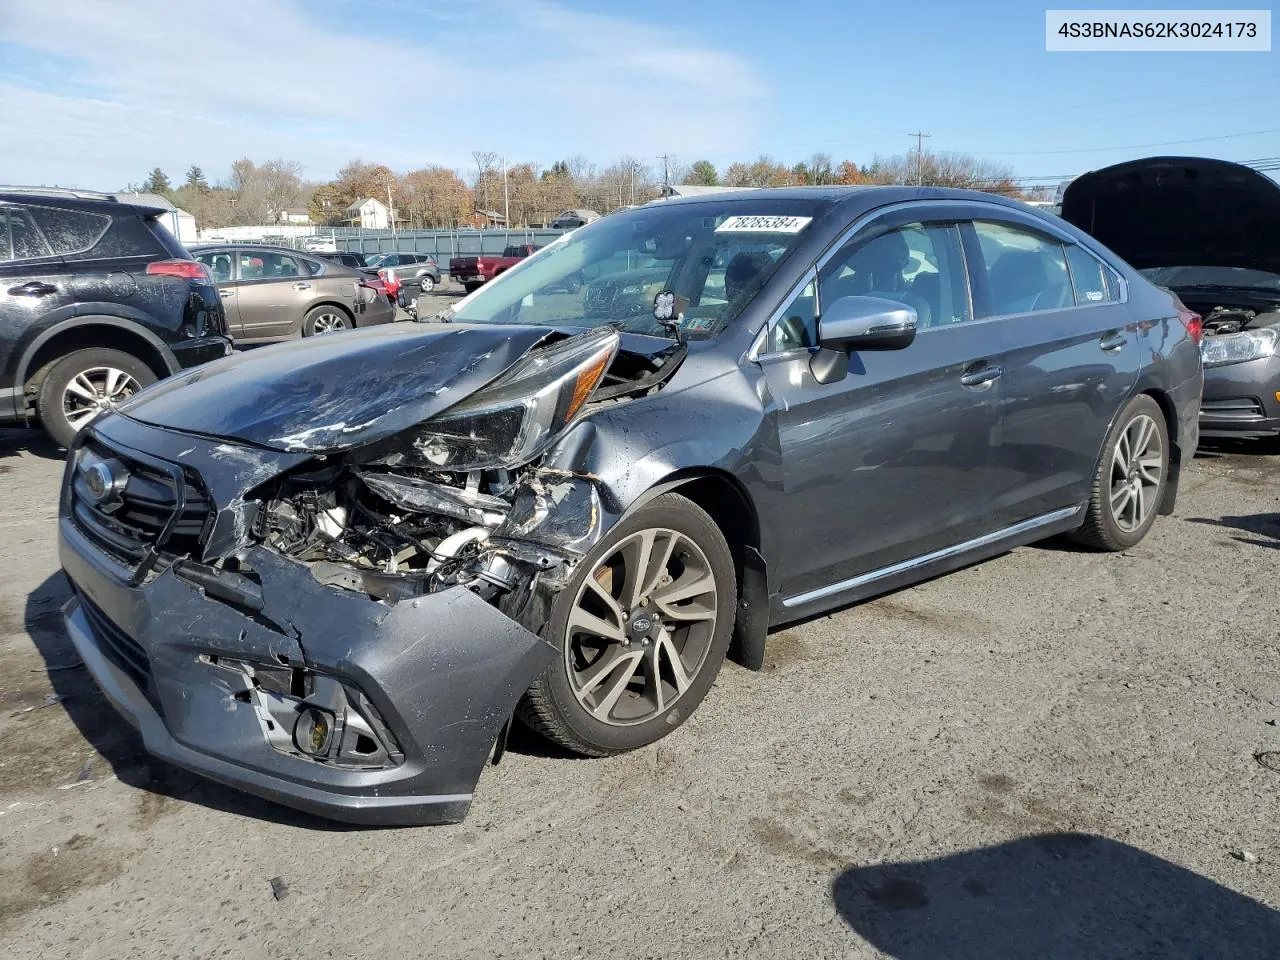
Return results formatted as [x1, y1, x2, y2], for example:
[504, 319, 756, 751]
[565, 352, 613, 420]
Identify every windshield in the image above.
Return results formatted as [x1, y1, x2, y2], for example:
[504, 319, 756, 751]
[1140, 265, 1280, 292]
[450, 201, 825, 338]
[365, 254, 388, 269]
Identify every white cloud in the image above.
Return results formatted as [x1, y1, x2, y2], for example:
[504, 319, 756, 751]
[0, 0, 768, 188]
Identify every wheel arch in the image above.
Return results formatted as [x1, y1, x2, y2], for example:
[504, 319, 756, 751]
[624, 467, 770, 671]
[306, 300, 356, 329]
[16, 316, 178, 417]
[1139, 385, 1181, 516]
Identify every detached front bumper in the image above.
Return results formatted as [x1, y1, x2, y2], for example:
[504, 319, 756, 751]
[1200, 354, 1280, 437]
[170, 335, 234, 371]
[59, 517, 556, 826]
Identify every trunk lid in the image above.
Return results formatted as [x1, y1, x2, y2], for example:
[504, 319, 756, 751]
[1059, 156, 1280, 274]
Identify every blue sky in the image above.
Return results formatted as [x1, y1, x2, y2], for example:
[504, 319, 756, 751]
[1, 0, 1276, 190]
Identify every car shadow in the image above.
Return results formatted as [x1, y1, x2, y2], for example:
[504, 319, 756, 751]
[832, 834, 1279, 959]
[0, 426, 64, 462]
[23, 572, 411, 832]
[1186, 513, 1280, 551]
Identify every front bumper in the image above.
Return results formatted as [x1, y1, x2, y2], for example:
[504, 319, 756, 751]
[58, 422, 556, 826]
[1200, 354, 1280, 437]
[170, 335, 234, 371]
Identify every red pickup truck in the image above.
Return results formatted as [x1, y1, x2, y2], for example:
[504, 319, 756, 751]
[449, 244, 536, 293]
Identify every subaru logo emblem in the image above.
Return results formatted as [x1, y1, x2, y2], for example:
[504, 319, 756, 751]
[631, 615, 652, 635]
[80, 457, 127, 512]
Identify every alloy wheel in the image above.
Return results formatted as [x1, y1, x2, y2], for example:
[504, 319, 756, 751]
[312, 311, 348, 334]
[565, 528, 718, 725]
[1109, 413, 1162, 533]
[61, 366, 142, 430]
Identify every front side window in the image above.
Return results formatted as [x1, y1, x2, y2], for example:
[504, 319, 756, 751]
[0, 206, 54, 261]
[195, 250, 234, 282]
[450, 202, 822, 338]
[972, 221, 1073, 317]
[820, 222, 970, 330]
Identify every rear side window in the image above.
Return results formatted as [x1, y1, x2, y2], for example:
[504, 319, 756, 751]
[239, 251, 302, 279]
[25, 204, 110, 257]
[1064, 244, 1119, 305]
[195, 251, 234, 282]
[971, 221, 1073, 317]
[0, 206, 54, 261]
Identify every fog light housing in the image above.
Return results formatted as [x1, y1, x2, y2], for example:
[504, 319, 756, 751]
[294, 707, 335, 756]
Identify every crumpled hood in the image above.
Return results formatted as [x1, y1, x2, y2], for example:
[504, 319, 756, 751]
[118, 323, 552, 452]
[1059, 156, 1280, 274]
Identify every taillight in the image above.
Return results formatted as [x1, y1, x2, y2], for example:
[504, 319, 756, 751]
[147, 258, 211, 281]
[1172, 296, 1203, 346]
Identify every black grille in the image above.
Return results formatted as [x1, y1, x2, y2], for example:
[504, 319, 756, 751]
[69, 437, 212, 566]
[77, 591, 157, 707]
[1201, 397, 1265, 421]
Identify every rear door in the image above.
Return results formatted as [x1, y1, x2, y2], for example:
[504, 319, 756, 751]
[961, 212, 1140, 527]
[0, 203, 72, 414]
[231, 249, 315, 341]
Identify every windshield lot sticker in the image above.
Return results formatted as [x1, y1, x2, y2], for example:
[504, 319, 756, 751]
[685, 317, 715, 332]
[653, 290, 677, 321]
[716, 215, 812, 233]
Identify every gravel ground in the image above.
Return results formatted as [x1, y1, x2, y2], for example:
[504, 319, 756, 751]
[1, 404, 1279, 957]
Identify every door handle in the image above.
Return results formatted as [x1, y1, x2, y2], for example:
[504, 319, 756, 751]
[292, 282, 312, 290]
[960, 364, 1003, 388]
[1099, 331, 1127, 352]
[218, 288, 236, 297]
[8, 281, 57, 297]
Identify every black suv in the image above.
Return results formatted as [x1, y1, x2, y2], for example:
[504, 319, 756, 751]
[314, 251, 371, 271]
[0, 188, 231, 446]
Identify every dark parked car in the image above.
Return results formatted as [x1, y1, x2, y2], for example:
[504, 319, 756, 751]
[313, 250, 371, 271]
[0, 187, 231, 447]
[58, 187, 1201, 826]
[1061, 156, 1279, 440]
[191, 244, 396, 342]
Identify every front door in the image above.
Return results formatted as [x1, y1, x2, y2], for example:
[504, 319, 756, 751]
[230, 250, 315, 341]
[759, 213, 1002, 604]
[194, 249, 244, 337]
[962, 217, 1141, 527]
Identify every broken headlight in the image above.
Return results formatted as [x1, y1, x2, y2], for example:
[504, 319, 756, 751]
[408, 326, 619, 470]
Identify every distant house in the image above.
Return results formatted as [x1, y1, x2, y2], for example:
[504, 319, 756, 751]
[471, 209, 508, 229]
[345, 197, 393, 230]
[277, 208, 311, 224]
[111, 191, 197, 243]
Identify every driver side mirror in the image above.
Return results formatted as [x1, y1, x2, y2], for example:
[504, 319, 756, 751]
[810, 296, 918, 385]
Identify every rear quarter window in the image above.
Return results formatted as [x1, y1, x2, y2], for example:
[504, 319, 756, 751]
[25, 205, 111, 257]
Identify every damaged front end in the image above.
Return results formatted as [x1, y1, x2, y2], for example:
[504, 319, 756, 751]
[58, 324, 685, 825]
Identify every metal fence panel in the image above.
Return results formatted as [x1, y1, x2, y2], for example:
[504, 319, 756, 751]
[334, 229, 567, 273]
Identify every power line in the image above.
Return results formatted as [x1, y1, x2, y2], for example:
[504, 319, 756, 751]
[966, 126, 1280, 157]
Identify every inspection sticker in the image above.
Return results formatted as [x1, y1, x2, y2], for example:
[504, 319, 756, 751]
[715, 215, 812, 233]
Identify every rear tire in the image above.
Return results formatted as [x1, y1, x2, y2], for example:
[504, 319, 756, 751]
[36, 348, 156, 448]
[303, 305, 351, 336]
[517, 493, 735, 757]
[1070, 394, 1169, 551]
[419, 275, 435, 293]
[464, 282, 482, 294]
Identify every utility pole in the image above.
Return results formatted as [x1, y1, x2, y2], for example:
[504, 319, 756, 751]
[908, 131, 931, 185]
[658, 153, 672, 194]
[630, 161, 641, 205]
[386, 180, 397, 241]
[501, 156, 510, 228]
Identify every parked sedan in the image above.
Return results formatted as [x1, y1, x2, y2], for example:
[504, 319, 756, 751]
[191, 244, 396, 343]
[59, 187, 1200, 826]
[1061, 156, 1280, 441]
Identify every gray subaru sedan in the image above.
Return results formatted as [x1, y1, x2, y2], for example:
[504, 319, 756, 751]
[58, 187, 1202, 825]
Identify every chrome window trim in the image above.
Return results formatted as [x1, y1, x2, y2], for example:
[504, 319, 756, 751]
[782, 504, 1084, 609]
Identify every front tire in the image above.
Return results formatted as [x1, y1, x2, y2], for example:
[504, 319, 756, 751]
[1070, 394, 1169, 551]
[36, 348, 156, 448]
[518, 493, 736, 756]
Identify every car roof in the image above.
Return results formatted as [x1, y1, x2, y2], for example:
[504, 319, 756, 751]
[650, 184, 1031, 211]
[0, 186, 168, 217]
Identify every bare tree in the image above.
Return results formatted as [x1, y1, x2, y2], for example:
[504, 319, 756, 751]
[471, 151, 498, 212]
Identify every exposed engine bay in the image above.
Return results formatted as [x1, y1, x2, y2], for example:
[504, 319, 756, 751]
[248, 328, 686, 623]
[1199, 304, 1280, 336]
